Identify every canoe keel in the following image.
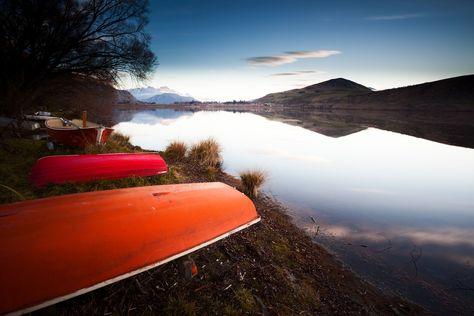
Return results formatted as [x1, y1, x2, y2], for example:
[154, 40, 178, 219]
[0, 182, 260, 315]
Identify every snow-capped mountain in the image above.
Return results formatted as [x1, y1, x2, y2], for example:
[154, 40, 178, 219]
[145, 93, 195, 104]
[127, 86, 196, 104]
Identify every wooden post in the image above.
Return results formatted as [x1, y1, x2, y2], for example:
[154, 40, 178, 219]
[82, 111, 87, 128]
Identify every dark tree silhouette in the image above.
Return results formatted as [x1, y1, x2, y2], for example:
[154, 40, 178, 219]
[0, 0, 156, 116]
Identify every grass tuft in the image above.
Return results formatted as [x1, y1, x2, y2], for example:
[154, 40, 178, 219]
[239, 170, 266, 198]
[165, 141, 188, 162]
[188, 138, 222, 171]
[109, 132, 130, 146]
[84, 132, 135, 154]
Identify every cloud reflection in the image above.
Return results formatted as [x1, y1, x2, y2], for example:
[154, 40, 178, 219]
[308, 223, 474, 248]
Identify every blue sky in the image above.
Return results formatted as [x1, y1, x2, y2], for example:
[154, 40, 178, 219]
[122, 0, 474, 101]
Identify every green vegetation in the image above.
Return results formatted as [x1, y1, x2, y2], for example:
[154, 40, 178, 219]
[234, 287, 257, 313]
[239, 170, 266, 198]
[0, 135, 176, 204]
[164, 141, 188, 162]
[163, 296, 198, 316]
[188, 138, 222, 175]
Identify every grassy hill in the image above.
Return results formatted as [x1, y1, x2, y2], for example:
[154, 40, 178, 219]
[257, 78, 372, 106]
[257, 75, 474, 111]
[337, 75, 474, 111]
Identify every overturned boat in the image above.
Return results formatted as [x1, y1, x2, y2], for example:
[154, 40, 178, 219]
[30, 153, 168, 187]
[0, 182, 259, 315]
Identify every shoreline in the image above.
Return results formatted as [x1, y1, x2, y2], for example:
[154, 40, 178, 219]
[0, 137, 424, 314]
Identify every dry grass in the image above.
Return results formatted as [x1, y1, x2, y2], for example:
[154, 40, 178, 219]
[85, 132, 134, 154]
[188, 138, 222, 171]
[109, 132, 130, 146]
[239, 170, 266, 198]
[165, 141, 188, 162]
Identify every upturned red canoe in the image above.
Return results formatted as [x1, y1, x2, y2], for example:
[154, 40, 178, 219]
[45, 118, 113, 147]
[0, 182, 260, 315]
[29, 153, 168, 187]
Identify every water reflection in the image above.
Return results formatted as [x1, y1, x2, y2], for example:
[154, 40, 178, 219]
[114, 109, 474, 314]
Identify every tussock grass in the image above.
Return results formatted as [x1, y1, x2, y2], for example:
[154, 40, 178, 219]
[239, 170, 266, 198]
[188, 138, 222, 171]
[109, 132, 130, 146]
[165, 140, 187, 162]
[84, 132, 134, 154]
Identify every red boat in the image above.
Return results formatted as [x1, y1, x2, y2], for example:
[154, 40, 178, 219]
[0, 182, 260, 315]
[45, 117, 113, 147]
[30, 153, 168, 187]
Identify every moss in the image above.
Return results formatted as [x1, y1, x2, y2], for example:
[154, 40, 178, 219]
[221, 305, 240, 316]
[272, 239, 292, 260]
[163, 296, 198, 316]
[297, 279, 321, 307]
[234, 287, 257, 313]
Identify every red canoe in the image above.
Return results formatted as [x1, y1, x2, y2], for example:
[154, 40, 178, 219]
[30, 153, 168, 187]
[0, 182, 260, 314]
[45, 118, 113, 147]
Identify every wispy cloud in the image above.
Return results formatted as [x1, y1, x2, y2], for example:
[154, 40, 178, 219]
[246, 50, 340, 66]
[270, 70, 325, 77]
[366, 13, 425, 21]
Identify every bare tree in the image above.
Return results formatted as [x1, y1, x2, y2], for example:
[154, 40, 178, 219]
[0, 0, 157, 117]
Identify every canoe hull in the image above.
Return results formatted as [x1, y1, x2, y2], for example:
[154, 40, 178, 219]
[46, 126, 113, 147]
[30, 153, 168, 187]
[0, 183, 259, 315]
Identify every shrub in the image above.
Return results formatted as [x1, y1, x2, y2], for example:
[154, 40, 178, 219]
[239, 170, 266, 198]
[188, 138, 222, 170]
[165, 141, 187, 162]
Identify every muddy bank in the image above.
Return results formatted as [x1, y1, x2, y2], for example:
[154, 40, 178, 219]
[0, 138, 424, 315]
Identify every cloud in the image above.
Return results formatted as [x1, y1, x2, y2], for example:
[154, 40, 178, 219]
[366, 13, 424, 21]
[284, 51, 341, 58]
[246, 50, 340, 66]
[270, 70, 325, 77]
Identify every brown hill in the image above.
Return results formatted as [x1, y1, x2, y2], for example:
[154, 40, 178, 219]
[337, 75, 474, 111]
[257, 78, 371, 106]
[257, 75, 474, 111]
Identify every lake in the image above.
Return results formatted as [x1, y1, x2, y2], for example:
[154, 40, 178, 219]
[114, 109, 474, 314]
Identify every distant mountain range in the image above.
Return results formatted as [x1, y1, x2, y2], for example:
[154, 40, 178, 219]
[127, 86, 196, 104]
[257, 75, 474, 111]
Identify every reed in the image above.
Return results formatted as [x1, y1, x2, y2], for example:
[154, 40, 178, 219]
[188, 138, 222, 170]
[239, 170, 266, 198]
[165, 141, 188, 162]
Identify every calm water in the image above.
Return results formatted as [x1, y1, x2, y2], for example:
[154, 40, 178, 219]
[114, 109, 474, 314]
